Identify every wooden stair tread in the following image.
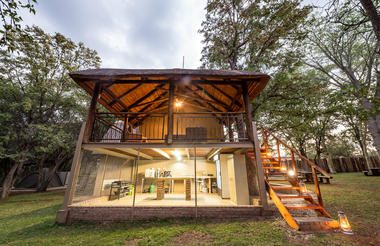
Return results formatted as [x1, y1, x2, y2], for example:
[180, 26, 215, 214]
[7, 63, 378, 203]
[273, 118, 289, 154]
[266, 179, 290, 182]
[262, 161, 279, 164]
[285, 204, 322, 210]
[272, 186, 299, 190]
[263, 166, 281, 169]
[293, 217, 335, 223]
[278, 194, 312, 199]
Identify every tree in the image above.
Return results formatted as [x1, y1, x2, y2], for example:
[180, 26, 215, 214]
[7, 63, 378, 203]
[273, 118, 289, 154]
[306, 3, 380, 161]
[0, 26, 101, 199]
[0, 0, 37, 49]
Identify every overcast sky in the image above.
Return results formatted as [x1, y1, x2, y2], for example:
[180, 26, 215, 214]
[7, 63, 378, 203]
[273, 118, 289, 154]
[20, 0, 326, 70]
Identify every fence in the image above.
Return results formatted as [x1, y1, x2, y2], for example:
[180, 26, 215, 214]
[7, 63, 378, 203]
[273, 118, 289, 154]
[293, 156, 380, 173]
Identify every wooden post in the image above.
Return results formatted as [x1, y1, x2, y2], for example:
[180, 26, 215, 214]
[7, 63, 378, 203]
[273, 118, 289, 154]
[242, 82, 253, 141]
[60, 122, 86, 210]
[83, 82, 101, 143]
[167, 82, 174, 144]
[251, 122, 268, 209]
[290, 151, 299, 183]
[276, 139, 281, 164]
[311, 167, 323, 206]
[194, 147, 198, 218]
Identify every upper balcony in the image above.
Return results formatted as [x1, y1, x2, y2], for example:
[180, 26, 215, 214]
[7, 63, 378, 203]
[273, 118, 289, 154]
[69, 68, 270, 148]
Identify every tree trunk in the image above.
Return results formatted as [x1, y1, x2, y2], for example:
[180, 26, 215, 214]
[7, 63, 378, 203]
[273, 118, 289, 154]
[359, 0, 380, 47]
[36, 156, 47, 191]
[37, 158, 65, 192]
[359, 123, 374, 173]
[1, 162, 24, 200]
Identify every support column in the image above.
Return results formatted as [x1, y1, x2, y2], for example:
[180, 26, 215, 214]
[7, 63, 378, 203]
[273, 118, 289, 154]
[83, 82, 101, 143]
[252, 122, 269, 209]
[167, 82, 174, 144]
[56, 122, 86, 223]
[242, 81, 254, 141]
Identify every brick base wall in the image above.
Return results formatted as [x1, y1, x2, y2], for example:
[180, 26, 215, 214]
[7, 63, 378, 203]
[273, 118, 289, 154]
[66, 206, 273, 223]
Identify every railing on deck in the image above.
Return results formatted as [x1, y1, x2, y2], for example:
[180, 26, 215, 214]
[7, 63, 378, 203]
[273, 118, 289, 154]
[260, 128, 332, 206]
[91, 112, 167, 143]
[174, 112, 248, 142]
[90, 111, 249, 143]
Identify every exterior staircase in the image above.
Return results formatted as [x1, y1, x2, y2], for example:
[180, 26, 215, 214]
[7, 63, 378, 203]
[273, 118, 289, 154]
[248, 128, 339, 231]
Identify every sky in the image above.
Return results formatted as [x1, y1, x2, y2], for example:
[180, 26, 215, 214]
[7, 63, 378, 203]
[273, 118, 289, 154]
[21, 0, 206, 69]
[20, 0, 327, 70]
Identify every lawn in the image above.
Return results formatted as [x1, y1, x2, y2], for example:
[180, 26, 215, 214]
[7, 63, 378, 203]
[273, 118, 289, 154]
[0, 173, 379, 245]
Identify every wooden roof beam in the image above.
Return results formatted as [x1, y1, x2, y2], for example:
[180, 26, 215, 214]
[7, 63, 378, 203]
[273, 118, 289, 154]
[116, 148, 153, 160]
[211, 84, 242, 108]
[108, 84, 142, 106]
[206, 148, 221, 160]
[194, 84, 231, 111]
[152, 148, 171, 159]
[102, 87, 130, 111]
[127, 84, 165, 110]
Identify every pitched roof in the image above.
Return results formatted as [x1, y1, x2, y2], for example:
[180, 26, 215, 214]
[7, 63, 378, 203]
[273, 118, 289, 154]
[70, 68, 270, 113]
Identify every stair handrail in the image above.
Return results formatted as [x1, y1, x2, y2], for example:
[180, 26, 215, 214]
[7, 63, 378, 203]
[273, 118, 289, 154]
[260, 128, 332, 179]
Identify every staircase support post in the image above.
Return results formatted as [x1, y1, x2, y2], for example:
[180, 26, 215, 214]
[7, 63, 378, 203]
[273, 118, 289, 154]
[251, 122, 268, 209]
[312, 167, 323, 206]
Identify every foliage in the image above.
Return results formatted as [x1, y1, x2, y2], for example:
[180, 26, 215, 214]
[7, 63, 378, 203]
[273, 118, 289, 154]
[0, 0, 37, 50]
[199, 0, 311, 72]
[0, 26, 100, 192]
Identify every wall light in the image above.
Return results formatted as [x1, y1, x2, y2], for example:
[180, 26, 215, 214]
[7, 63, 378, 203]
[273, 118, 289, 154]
[175, 101, 183, 107]
[338, 211, 353, 235]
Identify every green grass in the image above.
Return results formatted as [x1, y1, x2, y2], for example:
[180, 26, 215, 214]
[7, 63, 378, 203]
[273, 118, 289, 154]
[0, 173, 379, 245]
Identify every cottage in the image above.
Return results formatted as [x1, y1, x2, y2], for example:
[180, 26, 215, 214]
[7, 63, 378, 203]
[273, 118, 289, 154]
[56, 68, 338, 231]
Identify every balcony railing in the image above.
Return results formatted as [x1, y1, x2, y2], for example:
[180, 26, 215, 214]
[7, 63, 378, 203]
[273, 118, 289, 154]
[90, 112, 249, 144]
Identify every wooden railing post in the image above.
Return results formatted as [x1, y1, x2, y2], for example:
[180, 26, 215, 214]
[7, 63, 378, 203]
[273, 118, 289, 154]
[242, 82, 254, 141]
[276, 139, 281, 164]
[311, 167, 323, 206]
[167, 82, 174, 144]
[290, 151, 299, 183]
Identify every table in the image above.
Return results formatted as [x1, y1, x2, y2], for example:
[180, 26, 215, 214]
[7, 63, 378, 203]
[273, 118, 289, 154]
[154, 176, 215, 201]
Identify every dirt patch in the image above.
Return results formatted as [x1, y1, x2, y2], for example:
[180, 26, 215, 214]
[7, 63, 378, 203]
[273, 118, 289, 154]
[171, 231, 213, 246]
[125, 237, 142, 245]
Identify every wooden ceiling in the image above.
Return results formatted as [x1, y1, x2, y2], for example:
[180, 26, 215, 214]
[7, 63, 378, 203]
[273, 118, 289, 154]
[70, 68, 270, 113]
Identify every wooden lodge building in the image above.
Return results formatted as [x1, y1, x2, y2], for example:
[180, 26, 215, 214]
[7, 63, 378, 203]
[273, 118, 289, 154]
[56, 69, 339, 231]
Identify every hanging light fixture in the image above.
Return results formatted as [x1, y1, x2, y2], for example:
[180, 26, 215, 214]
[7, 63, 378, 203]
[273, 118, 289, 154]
[338, 211, 353, 235]
[299, 182, 308, 195]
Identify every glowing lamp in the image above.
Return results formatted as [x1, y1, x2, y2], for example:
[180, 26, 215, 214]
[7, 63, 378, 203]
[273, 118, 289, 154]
[299, 182, 308, 195]
[338, 211, 353, 234]
[266, 152, 273, 157]
[280, 163, 287, 172]
[173, 150, 182, 161]
[288, 170, 295, 177]
[175, 101, 183, 107]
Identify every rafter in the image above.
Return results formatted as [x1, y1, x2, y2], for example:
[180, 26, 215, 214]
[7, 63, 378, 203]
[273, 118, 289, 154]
[194, 84, 230, 110]
[211, 84, 242, 108]
[108, 84, 142, 106]
[127, 84, 165, 110]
